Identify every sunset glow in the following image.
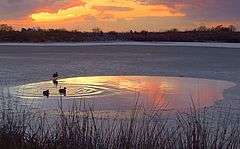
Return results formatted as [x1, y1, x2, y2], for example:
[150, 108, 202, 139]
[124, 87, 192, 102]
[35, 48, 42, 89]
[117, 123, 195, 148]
[31, 0, 185, 22]
[0, 0, 239, 31]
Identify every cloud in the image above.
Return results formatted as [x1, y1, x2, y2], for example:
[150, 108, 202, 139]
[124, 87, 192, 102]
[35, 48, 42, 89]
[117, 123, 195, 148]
[36, 0, 85, 13]
[31, 0, 185, 22]
[138, 0, 240, 21]
[0, 0, 84, 20]
[0, 0, 42, 19]
[92, 6, 133, 12]
[187, 0, 240, 21]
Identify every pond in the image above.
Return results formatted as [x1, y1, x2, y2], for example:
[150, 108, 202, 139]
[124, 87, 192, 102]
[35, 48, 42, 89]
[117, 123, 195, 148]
[8, 76, 235, 117]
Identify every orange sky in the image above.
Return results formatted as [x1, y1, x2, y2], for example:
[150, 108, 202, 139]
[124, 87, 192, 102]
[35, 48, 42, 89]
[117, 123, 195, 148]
[0, 0, 239, 31]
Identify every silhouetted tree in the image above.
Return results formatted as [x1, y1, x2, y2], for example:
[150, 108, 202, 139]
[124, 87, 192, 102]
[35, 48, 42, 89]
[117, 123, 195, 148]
[140, 30, 148, 34]
[21, 28, 27, 32]
[166, 28, 178, 33]
[0, 24, 13, 32]
[129, 30, 134, 34]
[92, 27, 102, 33]
[228, 25, 237, 32]
[194, 26, 208, 32]
[0, 24, 239, 43]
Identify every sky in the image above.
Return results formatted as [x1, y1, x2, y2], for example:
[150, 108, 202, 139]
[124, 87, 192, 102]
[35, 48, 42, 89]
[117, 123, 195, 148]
[0, 0, 239, 31]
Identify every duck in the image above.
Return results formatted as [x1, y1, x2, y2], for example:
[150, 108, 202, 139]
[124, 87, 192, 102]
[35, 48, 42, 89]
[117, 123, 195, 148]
[52, 79, 58, 87]
[43, 90, 50, 98]
[59, 87, 67, 96]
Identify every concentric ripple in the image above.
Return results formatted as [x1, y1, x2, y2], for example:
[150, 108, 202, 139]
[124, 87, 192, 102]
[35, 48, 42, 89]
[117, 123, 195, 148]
[11, 80, 125, 99]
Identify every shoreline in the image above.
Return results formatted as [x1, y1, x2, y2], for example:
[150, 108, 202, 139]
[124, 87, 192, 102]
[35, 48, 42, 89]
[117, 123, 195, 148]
[0, 41, 240, 48]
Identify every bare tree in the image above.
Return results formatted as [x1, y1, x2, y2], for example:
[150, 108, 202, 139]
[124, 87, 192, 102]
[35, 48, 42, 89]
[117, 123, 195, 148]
[92, 27, 102, 33]
[228, 25, 237, 32]
[0, 24, 13, 32]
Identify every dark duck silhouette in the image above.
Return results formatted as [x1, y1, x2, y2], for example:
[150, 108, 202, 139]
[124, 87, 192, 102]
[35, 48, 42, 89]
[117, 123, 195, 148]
[59, 87, 67, 96]
[52, 72, 59, 79]
[43, 90, 50, 98]
[52, 79, 59, 87]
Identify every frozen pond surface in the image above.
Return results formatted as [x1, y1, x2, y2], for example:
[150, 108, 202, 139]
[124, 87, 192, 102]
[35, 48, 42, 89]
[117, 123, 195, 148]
[1, 43, 240, 118]
[9, 76, 235, 115]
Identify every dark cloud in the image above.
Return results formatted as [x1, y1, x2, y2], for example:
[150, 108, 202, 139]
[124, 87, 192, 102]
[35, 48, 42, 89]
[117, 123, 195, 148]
[138, 0, 240, 21]
[0, 0, 55, 19]
[0, 0, 84, 20]
[184, 0, 240, 21]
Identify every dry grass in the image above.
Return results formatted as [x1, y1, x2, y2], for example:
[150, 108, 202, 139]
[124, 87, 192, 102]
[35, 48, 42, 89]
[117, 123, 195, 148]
[0, 90, 240, 149]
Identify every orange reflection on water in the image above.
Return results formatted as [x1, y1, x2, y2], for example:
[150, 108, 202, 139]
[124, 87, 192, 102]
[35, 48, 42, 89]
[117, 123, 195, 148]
[12, 76, 235, 112]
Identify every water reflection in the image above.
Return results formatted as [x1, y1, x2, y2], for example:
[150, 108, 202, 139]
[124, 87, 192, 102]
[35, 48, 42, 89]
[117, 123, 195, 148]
[10, 76, 235, 113]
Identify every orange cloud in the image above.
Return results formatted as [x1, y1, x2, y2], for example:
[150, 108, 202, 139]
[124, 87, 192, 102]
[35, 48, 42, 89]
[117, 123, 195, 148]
[31, 0, 185, 22]
[92, 6, 133, 12]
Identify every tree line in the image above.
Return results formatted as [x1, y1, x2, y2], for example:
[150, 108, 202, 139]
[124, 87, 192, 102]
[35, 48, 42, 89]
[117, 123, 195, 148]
[0, 24, 239, 43]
